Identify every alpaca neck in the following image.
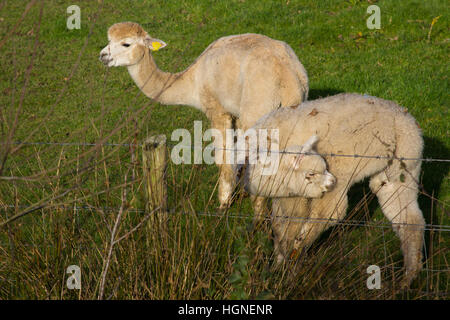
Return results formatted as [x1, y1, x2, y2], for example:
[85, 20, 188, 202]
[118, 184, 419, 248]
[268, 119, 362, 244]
[127, 49, 197, 107]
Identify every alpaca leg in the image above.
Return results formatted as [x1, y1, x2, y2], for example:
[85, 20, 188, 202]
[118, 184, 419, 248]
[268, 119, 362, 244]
[251, 195, 269, 224]
[210, 114, 234, 208]
[369, 170, 425, 287]
[295, 186, 349, 251]
[272, 197, 310, 263]
[238, 115, 272, 221]
[233, 116, 266, 220]
[272, 200, 283, 263]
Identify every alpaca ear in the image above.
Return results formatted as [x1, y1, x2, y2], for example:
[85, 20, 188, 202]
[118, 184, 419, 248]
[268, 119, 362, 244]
[301, 135, 319, 153]
[144, 37, 167, 51]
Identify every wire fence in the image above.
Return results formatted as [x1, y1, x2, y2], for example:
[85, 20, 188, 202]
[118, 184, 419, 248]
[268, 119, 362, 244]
[1, 139, 447, 297]
[1, 202, 449, 232]
[4, 140, 450, 162]
[1, 138, 449, 227]
[1, 133, 448, 296]
[1, 139, 448, 274]
[2, 203, 450, 277]
[1, 203, 449, 279]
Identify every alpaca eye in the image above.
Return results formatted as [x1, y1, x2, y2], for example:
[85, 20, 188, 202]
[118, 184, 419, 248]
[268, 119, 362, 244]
[306, 171, 316, 179]
[122, 43, 130, 47]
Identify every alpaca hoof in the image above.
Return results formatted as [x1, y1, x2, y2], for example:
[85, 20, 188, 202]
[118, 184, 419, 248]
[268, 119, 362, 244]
[400, 278, 412, 290]
[218, 201, 231, 210]
[401, 268, 420, 289]
[276, 254, 285, 265]
[218, 194, 233, 210]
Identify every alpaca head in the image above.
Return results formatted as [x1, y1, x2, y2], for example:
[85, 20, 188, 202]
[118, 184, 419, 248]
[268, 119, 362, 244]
[99, 22, 166, 67]
[244, 135, 336, 198]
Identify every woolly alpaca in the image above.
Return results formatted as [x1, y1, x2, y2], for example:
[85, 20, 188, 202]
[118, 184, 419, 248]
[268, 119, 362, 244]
[99, 22, 309, 210]
[245, 135, 336, 198]
[244, 93, 426, 286]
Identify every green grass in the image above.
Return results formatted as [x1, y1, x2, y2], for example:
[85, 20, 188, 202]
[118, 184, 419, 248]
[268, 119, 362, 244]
[0, 0, 448, 299]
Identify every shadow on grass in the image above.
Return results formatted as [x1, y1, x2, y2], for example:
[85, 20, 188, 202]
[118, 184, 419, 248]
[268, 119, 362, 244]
[420, 136, 450, 261]
[420, 136, 450, 223]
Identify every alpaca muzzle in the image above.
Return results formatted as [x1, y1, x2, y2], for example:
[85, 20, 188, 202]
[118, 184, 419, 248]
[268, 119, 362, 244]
[321, 171, 336, 192]
[99, 52, 112, 66]
[99, 46, 113, 66]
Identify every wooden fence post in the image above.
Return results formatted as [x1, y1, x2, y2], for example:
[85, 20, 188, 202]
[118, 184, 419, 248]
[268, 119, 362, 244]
[142, 134, 168, 224]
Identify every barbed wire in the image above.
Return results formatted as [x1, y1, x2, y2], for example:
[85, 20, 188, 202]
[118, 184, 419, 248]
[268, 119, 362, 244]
[5, 141, 136, 147]
[1, 203, 449, 232]
[4, 140, 450, 163]
[2, 139, 448, 229]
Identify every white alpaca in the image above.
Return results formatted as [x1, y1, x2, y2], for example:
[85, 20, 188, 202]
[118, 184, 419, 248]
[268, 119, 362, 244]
[245, 135, 336, 199]
[99, 22, 309, 210]
[244, 93, 426, 286]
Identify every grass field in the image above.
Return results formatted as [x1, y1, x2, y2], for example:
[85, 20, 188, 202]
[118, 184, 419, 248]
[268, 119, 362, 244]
[0, 0, 448, 299]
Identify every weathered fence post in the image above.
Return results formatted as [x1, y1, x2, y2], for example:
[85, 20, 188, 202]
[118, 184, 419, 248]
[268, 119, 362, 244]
[142, 134, 168, 224]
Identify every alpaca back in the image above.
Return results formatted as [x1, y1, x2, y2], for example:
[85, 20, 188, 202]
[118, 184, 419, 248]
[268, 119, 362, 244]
[195, 34, 308, 123]
[252, 93, 423, 184]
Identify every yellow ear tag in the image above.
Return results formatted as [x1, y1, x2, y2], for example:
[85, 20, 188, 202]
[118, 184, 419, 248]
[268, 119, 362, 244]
[152, 41, 162, 51]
